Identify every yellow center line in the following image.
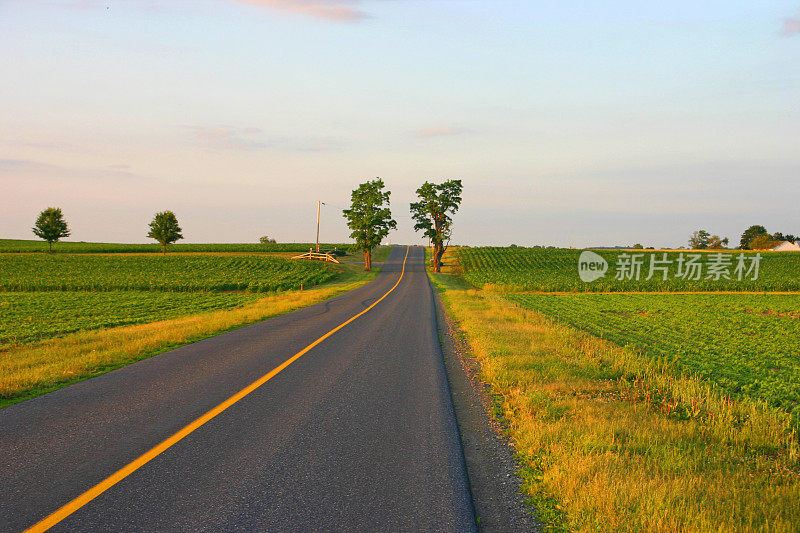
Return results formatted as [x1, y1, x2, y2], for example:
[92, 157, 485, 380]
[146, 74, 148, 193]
[24, 246, 411, 533]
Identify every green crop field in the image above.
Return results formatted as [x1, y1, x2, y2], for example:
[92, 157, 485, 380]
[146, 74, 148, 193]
[434, 247, 800, 530]
[0, 291, 263, 345]
[0, 238, 349, 254]
[509, 293, 800, 419]
[457, 247, 800, 292]
[0, 254, 339, 292]
[456, 246, 800, 420]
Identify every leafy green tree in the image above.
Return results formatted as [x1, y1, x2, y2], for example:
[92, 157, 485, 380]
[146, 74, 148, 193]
[259, 235, 277, 244]
[740, 225, 768, 249]
[342, 178, 396, 271]
[410, 179, 463, 273]
[688, 229, 711, 249]
[707, 235, 729, 249]
[749, 234, 777, 250]
[147, 211, 183, 255]
[32, 207, 71, 252]
[773, 232, 798, 243]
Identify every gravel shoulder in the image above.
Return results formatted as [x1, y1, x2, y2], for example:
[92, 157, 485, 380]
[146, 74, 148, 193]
[431, 282, 541, 532]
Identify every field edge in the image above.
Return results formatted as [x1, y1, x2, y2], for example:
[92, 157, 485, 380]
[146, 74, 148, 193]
[0, 268, 380, 408]
[428, 250, 800, 531]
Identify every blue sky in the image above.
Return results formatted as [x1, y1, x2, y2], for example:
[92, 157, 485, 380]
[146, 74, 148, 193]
[1, 0, 798, 247]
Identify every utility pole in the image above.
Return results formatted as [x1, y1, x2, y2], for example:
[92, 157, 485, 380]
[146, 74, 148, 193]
[316, 200, 325, 253]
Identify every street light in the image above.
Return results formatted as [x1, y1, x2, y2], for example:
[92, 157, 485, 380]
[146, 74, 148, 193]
[316, 200, 325, 253]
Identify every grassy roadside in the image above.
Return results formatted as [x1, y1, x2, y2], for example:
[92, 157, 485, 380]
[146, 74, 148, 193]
[336, 245, 393, 265]
[0, 263, 379, 408]
[429, 254, 800, 531]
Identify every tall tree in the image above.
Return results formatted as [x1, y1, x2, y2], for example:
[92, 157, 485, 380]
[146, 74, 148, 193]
[749, 234, 777, 250]
[410, 179, 463, 273]
[707, 235, 729, 249]
[773, 232, 798, 243]
[740, 225, 768, 249]
[147, 211, 183, 255]
[32, 207, 71, 252]
[688, 229, 711, 249]
[342, 178, 396, 271]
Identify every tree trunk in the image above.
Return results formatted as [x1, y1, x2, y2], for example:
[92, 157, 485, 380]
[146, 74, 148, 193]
[162, 244, 166, 255]
[364, 249, 372, 271]
[433, 244, 445, 273]
[48, 241, 53, 253]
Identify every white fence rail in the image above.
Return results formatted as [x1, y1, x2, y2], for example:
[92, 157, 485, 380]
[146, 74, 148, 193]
[291, 251, 341, 264]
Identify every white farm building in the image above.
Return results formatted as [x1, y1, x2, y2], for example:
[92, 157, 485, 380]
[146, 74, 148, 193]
[771, 241, 800, 251]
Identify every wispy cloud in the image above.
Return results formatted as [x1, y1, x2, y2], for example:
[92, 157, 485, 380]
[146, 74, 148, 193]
[235, 0, 369, 22]
[185, 126, 267, 151]
[416, 126, 468, 138]
[0, 158, 147, 182]
[183, 125, 342, 152]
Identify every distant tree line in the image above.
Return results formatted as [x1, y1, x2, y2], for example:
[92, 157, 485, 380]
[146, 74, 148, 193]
[31, 208, 290, 254]
[688, 225, 798, 250]
[688, 230, 728, 250]
[32, 207, 187, 254]
[29, 177, 466, 267]
[32, 202, 793, 259]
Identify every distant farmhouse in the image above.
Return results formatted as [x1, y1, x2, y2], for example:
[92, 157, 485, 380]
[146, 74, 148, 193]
[771, 241, 800, 252]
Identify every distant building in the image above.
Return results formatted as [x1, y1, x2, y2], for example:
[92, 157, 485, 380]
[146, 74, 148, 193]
[771, 241, 800, 251]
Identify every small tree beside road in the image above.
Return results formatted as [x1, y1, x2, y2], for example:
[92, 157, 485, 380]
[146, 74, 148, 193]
[410, 179, 463, 273]
[147, 211, 183, 255]
[342, 178, 396, 271]
[32, 207, 71, 252]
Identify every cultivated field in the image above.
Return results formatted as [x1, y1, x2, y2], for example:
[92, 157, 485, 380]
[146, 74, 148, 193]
[509, 293, 800, 419]
[432, 246, 800, 531]
[458, 246, 800, 291]
[0, 291, 263, 345]
[0, 254, 338, 292]
[0, 238, 349, 254]
[0, 244, 384, 404]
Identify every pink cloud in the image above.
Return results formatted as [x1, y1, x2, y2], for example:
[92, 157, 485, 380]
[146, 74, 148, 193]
[783, 18, 800, 36]
[236, 0, 369, 22]
[416, 126, 468, 138]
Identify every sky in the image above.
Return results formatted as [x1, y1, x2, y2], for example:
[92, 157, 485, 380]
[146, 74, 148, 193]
[1, 0, 799, 247]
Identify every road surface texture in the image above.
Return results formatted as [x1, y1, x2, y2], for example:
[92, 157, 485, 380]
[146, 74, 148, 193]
[0, 246, 477, 532]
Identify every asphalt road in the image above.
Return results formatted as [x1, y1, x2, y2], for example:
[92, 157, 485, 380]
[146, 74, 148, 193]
[0, 246, 476, 532]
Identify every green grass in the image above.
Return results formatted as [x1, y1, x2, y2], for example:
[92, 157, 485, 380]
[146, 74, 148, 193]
[430, 252, 800, 531]
[509, 293, 800, 421]
[0, 247, 382, 350]
[458, 246, 800, 292]
[0, 273, 379, 407]
[0, 251, 383, 406]
[336, 245, 392, 264]
[0, 254, 340, 292]
[0, 291, 264, 345]
[0, 238, 350, 254]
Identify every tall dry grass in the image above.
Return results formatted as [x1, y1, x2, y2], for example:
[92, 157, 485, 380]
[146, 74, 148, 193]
[431, 266, 800, 531]
[1, 278, 372, 406]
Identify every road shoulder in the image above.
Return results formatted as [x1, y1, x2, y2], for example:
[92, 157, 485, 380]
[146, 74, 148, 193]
[431, 280, 540, 532]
